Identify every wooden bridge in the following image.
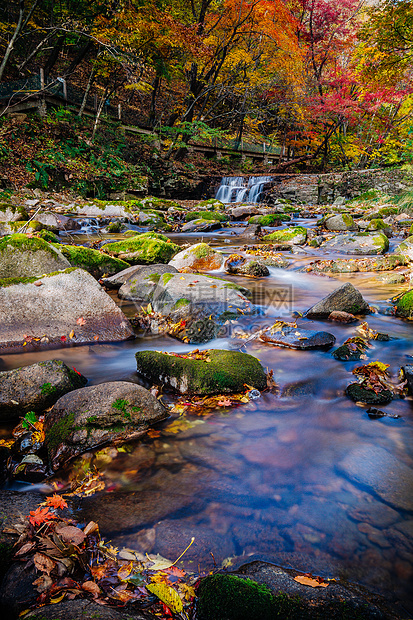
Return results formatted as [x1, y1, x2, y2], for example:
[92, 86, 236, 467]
[0, 74, 281, 164]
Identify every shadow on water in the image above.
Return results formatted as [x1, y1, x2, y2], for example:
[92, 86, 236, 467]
[1, 227, 413, 614]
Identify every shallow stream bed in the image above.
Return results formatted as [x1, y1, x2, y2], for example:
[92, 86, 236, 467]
[1, 224, 413, 615]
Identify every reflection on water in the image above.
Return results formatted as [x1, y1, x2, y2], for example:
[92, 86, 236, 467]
[1, 231, 413, 614]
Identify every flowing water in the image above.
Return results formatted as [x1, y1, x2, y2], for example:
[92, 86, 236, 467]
[215, 175, 274, 203]
[1, 221, 413, 615]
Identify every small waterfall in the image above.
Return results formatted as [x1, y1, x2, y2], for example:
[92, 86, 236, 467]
[215, 175, 273, 203]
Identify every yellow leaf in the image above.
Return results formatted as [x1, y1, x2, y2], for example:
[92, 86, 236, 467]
[49, 592, 67, 604]
[293, 575, 328, 588]
[118, 561, 133, 581]
[69, 330, 75, 339]
[146, 582, 183, 613]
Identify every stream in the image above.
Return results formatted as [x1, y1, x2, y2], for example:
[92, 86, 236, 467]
[1, 214, 413, 615]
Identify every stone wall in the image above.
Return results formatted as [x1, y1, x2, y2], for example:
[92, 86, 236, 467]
[265, 167, 413, 205]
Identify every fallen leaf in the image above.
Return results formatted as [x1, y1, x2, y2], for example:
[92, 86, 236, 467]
[82, 581, 101, 597]
[294, 575, 328, 588]
[76, 317, 86, 326]
[55, 525, 86, 546]
[146, 581, 183, 613]
[83, 521, 99, 536]
[117, 561, 133, 581]
[15, 541, 36, 556]
[69, 330, 75, 339]
[33, 552, 57, 575]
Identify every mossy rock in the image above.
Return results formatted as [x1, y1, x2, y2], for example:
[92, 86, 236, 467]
[0, 220, 47, 236]
[0, 233, 70, 278]
[185, 211, 228, 222]
[197, 574, 306, 620]
[395, 289, 413, 318]
[0, 203, 28, 222]
[248, 213, 290, 226]
[100, 233, 179, 265]
[52, 243, 130, 278]
[332, 337, 369, 361]
[195, 199, 225, 211]
[135, 349, 267, 395]
[366, 218, 387, 231]
[37, 229, 59, 243]
[345, 383, 393, 405]
[262, 226, 307, 245]
[138, 197, 181, 211]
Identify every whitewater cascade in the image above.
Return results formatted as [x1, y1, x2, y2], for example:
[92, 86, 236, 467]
[215, 175, 273, 203]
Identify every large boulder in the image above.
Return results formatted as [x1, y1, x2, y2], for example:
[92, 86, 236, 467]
[305, 283, 370, 319]
[262, 226, 307, 246]
[100, 264, 149, 289]
[100, 232, 179, 264]
[0, 234, 70, 278]
[230, 205, 259, 220]
[71, 202, 131, 217]
[52, 243, 129, 279]
[394, 289, 413, 318]
[0, 268, 134, 352]
[169, 243, 224, 272]
[321, 232, 389, 255]
[181, 218, 222, 233]
[35, 211, 80, 231]
[394, 235, 413, 262]
[135, 349, 267, 394]
[44, 381, 168, 470]
[0, 360, 87, 421]
[118, 264, 178, 300]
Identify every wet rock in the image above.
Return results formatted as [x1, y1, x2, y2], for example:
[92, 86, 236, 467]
[197, 563, 395, 620]
[100, 264, 150, 289]
[135, 349, 267, 395]
[338, 445, 413, 512]
[261, 326, 335, 350]
[230, 205, 260, 220]
[145, 272, 255, 342]
[0, 233, 70, 278]
[322, 213, 357, 231]
[281, 379, 317, 397]
[304, 255, 406, 274]
[375, 272, 406, 285]
[305, 283, 370, 319]
[262, 226, 307, 246]
[181, 218, 221, 233]
[328, 310, 358, 323]
[135, 211, 166, 229]
[71, 202, 131, 217]
[118, 264, 178, 300]
[345, 383, 393, 405]
[44, 381, 168, 470]
[101, 232, 179, 265]
[0, 359, 87, 421]
[169, 243, 224, 271]
[0, 268, 134, 352]
[395, 235, 413, 263]
[224, 254, 269, 277]
[321, 232, 389, 255]
[394, 290, 413, 318]
[332, 337, 369, 361]
[239, 223, 262, 239]
[401, 365, 413, 394]
[53, 244, 129, 279]
[348, 500, 400, 528]
[35, 212, 80, 231]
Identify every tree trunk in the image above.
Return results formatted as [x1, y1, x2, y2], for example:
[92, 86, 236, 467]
[0, 0, 25, 83]
[78, 66, 96, 118]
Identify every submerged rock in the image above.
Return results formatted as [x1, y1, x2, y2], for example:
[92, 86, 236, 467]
[44, 381, 168, 470]
[53, 244, 129, 279]
[0, 360, 87, 421]
[169, 243, 224, 271]
[0, 233, 70, 278]
[321, 232, 389, 255]
[262, 226, 307, 246]
[0, 268, 134, 352]
[305, 283, 370, 319]
[260, 325, 335, 350]
[135, 349, 267, 394]
[100, 232, 179, 265]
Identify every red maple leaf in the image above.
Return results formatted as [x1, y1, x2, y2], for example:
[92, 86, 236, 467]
[29, 507, 57, 527]
[45, 494, 68, 510]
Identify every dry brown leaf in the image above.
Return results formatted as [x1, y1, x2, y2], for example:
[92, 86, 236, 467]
[15, 541, 36, 556]
[55, 525, 86, 546]
[32, 574, 53, 593]
[294, 575, 329, 588]
[83, 521, 99, 536]
[33, 552, 57, 575]
[82, 581, 101, 597]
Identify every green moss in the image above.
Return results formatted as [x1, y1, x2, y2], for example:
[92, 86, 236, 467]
[144, 272, 161, 283]
[52, 243, 129, 277]
[262, 226, 307, 243]
[185, 211, 228, 222]
[41, 382, 57, 395]
[37, 229, 59, 243]
[173, 297, 190, 309]
[367, 218, 386, 230]
[46, 412, 75, 450]
[161, 272, 175, 285]
[342, 214, 354, 227]
[0, 233, 57, 256]
[396, 290, 413, 318]
[101, 233, 179, 265]
[135, 349, 267, 395]
[0, 203, 28, 218]
[107, 221, 124, 233]
[6, 220, 46, 232]
[0, 266, 78, 288]
[197, 574, 301, 620]
[248, 213, 291, 225]
[192, 243, 214, 259]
